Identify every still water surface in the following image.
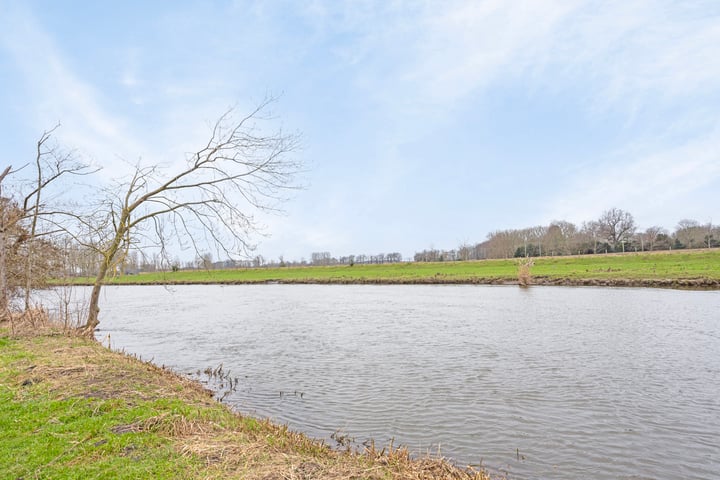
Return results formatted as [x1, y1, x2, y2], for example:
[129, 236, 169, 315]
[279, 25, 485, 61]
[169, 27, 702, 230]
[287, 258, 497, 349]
[93, 284, 719, 479]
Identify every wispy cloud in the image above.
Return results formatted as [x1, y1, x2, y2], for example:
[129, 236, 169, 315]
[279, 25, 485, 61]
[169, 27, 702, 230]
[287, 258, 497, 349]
[314, 0, 720, 227]
[0, 4, 236, 180]
[321, 1, 720, 116]
[0, 5, 146, 177]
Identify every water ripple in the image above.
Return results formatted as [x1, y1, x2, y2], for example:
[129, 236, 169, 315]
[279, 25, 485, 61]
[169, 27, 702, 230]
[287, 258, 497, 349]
[89, 284, 720, 480]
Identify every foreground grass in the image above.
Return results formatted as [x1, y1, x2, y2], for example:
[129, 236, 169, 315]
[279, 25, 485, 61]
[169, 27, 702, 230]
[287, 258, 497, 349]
[0, 323, 490, 480]
[69, 249, 720, 288]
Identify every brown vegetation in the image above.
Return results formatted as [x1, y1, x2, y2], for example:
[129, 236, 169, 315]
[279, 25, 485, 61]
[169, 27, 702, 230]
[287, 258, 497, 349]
[517, 258, 534, 287]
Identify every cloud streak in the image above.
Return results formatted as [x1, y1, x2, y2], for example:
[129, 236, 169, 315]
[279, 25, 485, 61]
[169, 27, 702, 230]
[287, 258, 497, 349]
[0, 5, 147, 178]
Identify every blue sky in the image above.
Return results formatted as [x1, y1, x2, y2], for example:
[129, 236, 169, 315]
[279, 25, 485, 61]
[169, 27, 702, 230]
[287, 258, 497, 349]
[1, 1, 719, 261]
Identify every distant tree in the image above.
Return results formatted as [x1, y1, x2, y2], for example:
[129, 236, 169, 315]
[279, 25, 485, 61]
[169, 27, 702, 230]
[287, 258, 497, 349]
[473, 242, 488, 260]
[514, 244, 541, 258]
[528, 226, 547, 256]
[457, 243, 473, 261]
[386, 252, 403, 263]
[414, 248, 440, 262]
[198, 252, 214, 269]
[371, 253, 386, 264]
[674, 219, 702, 249]
[544, 221, 577, 256]
[311, 252, 331, 265]
[485, 229, 521, 259]
[579, 220, 602, 254]
[641, 226, 667, 251]
[597, 208, 636, 252]
[704, 222, 719, 248]
[655, 232, 673, 250]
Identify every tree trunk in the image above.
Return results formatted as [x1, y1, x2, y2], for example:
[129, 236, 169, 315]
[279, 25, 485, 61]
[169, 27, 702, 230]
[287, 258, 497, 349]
[81, 218, 126, 336]
[81, 262, 109, 336]
[24, 149, 43, 310]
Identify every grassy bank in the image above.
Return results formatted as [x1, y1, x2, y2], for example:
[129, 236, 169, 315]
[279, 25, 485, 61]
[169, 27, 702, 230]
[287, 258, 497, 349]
[0, 323, 489, 480]
[70, 249, 720, 288]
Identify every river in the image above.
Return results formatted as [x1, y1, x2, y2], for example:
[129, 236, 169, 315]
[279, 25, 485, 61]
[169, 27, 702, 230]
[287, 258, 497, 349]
[86, 284, 719, 479]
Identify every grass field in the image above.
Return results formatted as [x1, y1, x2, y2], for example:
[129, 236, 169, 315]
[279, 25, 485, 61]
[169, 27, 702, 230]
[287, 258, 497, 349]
[70, 249, 720, 287]
[0, 324, 490, 479]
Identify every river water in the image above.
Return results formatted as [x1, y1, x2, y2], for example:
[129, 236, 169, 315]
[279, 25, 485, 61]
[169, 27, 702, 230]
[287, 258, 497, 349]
[88, 284, 719, 479]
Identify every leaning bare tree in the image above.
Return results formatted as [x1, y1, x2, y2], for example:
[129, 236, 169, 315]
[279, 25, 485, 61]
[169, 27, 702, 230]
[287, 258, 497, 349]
[66, 99, 301, 335]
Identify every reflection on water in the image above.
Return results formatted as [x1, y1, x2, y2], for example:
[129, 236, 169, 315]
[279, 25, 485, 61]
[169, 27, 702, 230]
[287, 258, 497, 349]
[89, 284, 719, 479]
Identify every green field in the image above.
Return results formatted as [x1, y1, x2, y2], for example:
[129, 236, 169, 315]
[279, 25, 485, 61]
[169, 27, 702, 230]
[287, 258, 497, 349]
[71, 249, 720, 288]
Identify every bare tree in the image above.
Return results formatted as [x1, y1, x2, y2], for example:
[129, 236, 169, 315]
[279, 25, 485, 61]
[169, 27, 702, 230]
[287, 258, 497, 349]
[311, 252, 332, 265]
[704, 221, 716, 248]
[0, 128, 92, 316]
[0, 167, 18, 315]
[579, 220, 602, 254]
[485, 229, 522, 258]
[674, 219, 703, 249]
[0, 186, 60, 316]
[597, 208, 636, 252]
[198, 252, 214, 269]
[641, 226, 666, 251]
[529, 225, 547, 256]
[457, 242, 473, 261]
[64, 100, 301, 335]
[544, 220, 578, 255]
[21, 126, 94, 308]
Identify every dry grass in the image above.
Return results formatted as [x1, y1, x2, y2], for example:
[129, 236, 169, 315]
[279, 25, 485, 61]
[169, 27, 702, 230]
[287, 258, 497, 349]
[517, 258, 534, 287]
[3, 306, 55, 336]
[1, 316, 493, 480]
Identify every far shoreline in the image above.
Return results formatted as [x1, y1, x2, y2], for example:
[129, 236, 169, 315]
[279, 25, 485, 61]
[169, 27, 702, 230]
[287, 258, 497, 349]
[60, 276, 720, 290]
[56, 249, 720, 291]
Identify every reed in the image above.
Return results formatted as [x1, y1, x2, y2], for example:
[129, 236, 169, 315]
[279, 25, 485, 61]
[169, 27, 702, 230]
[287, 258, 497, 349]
[517, 258, 534, 286]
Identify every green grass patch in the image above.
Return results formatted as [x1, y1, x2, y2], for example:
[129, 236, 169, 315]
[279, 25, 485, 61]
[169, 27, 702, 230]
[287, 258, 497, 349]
[0, 337, 204, 479]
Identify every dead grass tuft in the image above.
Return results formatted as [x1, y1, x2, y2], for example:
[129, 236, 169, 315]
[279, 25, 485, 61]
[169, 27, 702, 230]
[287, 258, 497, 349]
[1, 307, 62, 337]
[517, 258, 534, 287]
[142, 413, 214, 437]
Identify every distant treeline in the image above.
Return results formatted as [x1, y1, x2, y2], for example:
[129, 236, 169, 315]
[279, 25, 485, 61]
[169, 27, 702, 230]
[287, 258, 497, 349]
[232, 208, 718, 268]
[298, 208, 719, 267]
[415, 208, 718, 262]
[62, 208, 720, 275]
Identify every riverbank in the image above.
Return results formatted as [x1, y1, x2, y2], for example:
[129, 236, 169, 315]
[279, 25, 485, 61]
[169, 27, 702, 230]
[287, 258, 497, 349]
[66, 249, 720, 289]
[0, 321, 491, 480]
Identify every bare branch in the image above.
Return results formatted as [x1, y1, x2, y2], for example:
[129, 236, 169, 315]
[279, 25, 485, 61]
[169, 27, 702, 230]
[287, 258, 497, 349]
[72, 99, 302, 333]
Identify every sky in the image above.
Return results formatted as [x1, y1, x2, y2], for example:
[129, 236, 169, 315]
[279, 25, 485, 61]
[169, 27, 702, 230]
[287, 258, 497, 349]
[1, 0, 719, 262]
